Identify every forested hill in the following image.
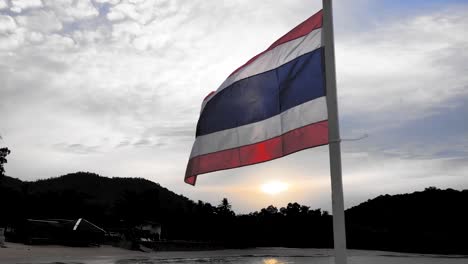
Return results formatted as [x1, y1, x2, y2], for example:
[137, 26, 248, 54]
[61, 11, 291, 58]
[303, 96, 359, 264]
[1, 172, 467, 254]
[345, 187, 468, 254]
[2, 172, 190, 207]
[0, 172, 196, 235]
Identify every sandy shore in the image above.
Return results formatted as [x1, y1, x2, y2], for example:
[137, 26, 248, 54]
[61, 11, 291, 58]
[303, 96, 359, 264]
[1, 242, 468, 264]
[0, 242, 145, 263]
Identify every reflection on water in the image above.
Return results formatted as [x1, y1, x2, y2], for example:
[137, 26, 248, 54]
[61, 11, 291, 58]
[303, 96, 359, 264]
[113, 256, 313, 264]
[115, 257, 292, 264]
[262, 258, 287, 264]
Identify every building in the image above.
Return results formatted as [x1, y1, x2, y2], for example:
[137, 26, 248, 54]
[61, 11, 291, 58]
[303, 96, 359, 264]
[136, 221, 162, 242]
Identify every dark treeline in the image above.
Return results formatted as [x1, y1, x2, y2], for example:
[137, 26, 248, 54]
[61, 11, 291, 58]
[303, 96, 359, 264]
[1, 172, 467, 254]
[346, 186, 468, 254]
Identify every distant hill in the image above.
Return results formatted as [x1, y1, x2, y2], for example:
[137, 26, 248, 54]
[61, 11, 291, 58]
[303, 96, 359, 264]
[1, 173, 467, 254]
[346, 187, 468, 254]
[0, 174, 22, 191]
[3, 172, 190, 204]
[24, 172, 193, 215]
[0, 172, 198, 239]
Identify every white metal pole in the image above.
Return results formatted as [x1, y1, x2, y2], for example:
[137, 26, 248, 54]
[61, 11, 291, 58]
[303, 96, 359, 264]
[322, 0, 347, 264]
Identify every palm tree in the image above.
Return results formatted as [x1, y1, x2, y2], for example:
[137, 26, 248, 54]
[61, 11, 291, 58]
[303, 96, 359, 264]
[217, 198, 234, 216]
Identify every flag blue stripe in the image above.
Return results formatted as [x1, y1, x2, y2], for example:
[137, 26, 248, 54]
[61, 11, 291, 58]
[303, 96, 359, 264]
[196, 47, 325, 137]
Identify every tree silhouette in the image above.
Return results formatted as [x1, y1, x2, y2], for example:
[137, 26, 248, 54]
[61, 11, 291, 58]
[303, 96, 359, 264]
[280, 202, 301, 217]
[217, 198, 234, 216]
[0, 147, 11, 177]
[261, 205, 279, 215]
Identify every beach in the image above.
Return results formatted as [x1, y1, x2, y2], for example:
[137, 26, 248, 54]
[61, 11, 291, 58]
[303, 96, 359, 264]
[0, 242, 137, 264]
[1, 242, 468, 264]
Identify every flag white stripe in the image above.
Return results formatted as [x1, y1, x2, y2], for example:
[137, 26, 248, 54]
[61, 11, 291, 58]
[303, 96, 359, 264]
[201, 28, 323, 112]
[191, 96, 327, 158]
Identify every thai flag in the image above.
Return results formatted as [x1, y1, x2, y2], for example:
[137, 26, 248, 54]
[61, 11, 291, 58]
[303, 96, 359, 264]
[185, 10, 327, 185]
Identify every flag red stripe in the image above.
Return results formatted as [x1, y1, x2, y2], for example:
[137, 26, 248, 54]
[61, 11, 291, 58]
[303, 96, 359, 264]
[185, 120, 328, 185]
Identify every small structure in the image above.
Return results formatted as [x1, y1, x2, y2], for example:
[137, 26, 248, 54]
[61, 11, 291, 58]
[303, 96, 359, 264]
[8, 218, 106, 246]
[136, 221, 161, 242]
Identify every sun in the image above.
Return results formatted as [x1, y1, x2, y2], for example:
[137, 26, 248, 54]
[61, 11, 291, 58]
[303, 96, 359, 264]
[261, 181, 289, 195]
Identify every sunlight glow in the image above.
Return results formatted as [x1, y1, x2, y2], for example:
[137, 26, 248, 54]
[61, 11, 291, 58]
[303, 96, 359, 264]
[261, 181, 289, 195]
[262, 258, 285, 264]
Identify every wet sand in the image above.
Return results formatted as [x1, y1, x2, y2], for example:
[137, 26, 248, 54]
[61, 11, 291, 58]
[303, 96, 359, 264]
[1, 242, 468, 264]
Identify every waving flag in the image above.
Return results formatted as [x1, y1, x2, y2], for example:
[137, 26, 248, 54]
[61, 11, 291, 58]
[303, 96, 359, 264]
[185, 10, 327, 185]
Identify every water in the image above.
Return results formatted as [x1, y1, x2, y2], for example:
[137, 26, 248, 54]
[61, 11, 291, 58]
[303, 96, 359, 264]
[5, 247, 468, 264]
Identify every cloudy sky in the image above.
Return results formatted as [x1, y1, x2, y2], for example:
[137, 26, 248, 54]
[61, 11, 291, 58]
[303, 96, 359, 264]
[1, 0, 467, 213]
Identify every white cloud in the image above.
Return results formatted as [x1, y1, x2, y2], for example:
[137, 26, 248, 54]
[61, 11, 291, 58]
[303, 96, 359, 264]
[106, 0, 178, 25]
[71, 27, 108, 45]
[0, 16, 25, 50]
[42, 0, 98, 23]
[107, 3, 139, 22]
[0, 15, 16, 33]
[27, 31, 44, 43]
[0, 32, 24, 50]
[62, 0, 98, 20]
[11, 0, 43, 12]
[111, 20, 142, 40]
[44, 34, 75, 49]
[15, 10, 62, 33]
[0, 0, 8, 10]
[107, 9, 126, 21]
[95, 0, 120, 4]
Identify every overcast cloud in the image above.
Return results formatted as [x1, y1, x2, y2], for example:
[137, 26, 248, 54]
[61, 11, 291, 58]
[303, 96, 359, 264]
[0, 0, 467, 213]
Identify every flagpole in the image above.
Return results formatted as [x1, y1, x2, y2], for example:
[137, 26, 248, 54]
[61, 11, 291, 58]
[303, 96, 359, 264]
[322, 0, 347, 263]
